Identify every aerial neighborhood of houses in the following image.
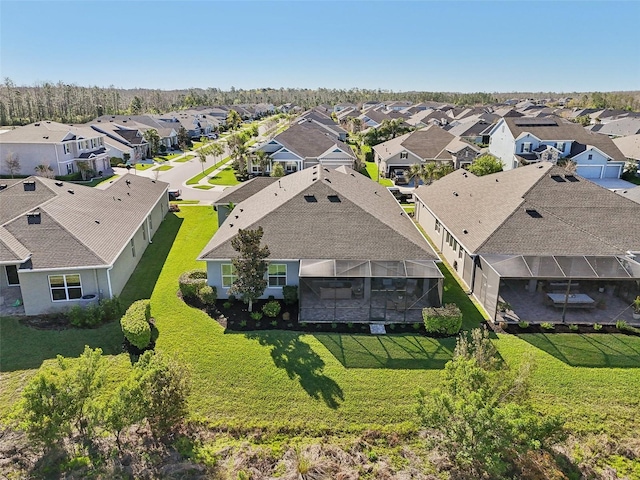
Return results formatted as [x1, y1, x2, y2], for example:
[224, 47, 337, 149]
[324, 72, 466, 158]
[1, 97, 639, 329]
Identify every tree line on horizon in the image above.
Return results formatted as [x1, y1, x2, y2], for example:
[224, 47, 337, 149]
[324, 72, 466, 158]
[1, 77, 638, 127]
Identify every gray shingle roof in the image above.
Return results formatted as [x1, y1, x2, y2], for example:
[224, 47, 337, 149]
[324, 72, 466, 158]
[214, 177, 278, 205]
[273, 123, 354, 159]
[504, 116, 625, 160]
[0, 175, 168, 270]
[199, 166, 437, 262]
[414, 162, 640, 256]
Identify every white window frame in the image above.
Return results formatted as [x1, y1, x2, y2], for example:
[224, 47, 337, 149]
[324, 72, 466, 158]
[268, 263, 287, 287]
[435, 219, 441, 233]
[556, 142, 564, 152]
[49, 274, 83, 302]
[63, 143, 71, 154]
[400, 152, 408, 159]
[130, 238, 136, 257]
[523, 142, 532, 153]
[221, 264, 237, 288]
[5, 265, 20, 286]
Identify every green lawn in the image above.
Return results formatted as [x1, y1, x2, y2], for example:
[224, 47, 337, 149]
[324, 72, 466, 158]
[135, 163, 154, 171]
[362, 161, 393, 187]
[190, 141, 204, 150]
[207, 166, 240, 186]
[170, 200, 200, 204]
[193, 185, 214, 190]
[154, 153, 182, 162]
[153, 165, 173, 171]
[83, 174, 118, 187]
[173, 154, 194, 163]
[186, 157, 231, 185]
[1, 207, 639, 441]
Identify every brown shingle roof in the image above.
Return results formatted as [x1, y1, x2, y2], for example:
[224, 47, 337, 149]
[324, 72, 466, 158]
[274, 123, 353, 159]
[199, 166, 437, 262]
[415, 163, 640, 256]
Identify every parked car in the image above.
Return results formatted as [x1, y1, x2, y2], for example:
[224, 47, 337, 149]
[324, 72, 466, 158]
[387, 187, 413, 203]
[392, 169, 408, 185]
[168, 189, 182, 201]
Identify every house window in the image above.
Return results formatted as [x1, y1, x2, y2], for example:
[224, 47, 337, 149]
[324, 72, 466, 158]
[588, 154, 593, 160]
[67, 164, 74, 174]
[5, 265, 19, 286]
[400, 152, 408, 159]
[221, 264, 237, 288]
[63, 143, 71, 154]
[142, 224, 147, 241]
[77, 142, 82, 151]
[286, 164, 295, 172]
[49, 274, 82, 301]
[523, 142, 532, 153]
[148, 214, 153, 231]
[458, 248, 464, 259]
[130, 238, 136, 257]
[251, 165, 260, 173]
[556, 142, 564, 152]
[268, 264, 287, 287]
[435, 219, 441, 233]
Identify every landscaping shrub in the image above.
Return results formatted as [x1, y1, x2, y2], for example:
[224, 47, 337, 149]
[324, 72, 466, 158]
[569, 324, 579, 331]
[518, 321, 530, 329]
[67, 304, 104, 328]
[262, 300, 281, 318]
[109, 157, 121, 167]
[120, 300, 151, 349]
[101, 296, 124, 322]
[197, 285, 217, 306]
[283, 285, 298, 305]
[422, 304, 462, 336]
[178, 270, 207, 299]
[540, 322, 555, 331]
[593, 323, 603, 331]
[250, 311, 263, 321]
[223, 301, 232, 309]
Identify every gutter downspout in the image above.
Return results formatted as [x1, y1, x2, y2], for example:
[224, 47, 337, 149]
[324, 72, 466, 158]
[106, 266, 114, 298]
[55, 145, 62, 176]
[469, 254, 479, 294]
[146, 218, 152, 244]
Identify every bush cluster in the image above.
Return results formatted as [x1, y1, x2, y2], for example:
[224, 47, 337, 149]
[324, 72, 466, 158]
[282, 285, 298, 305]
[120, 300, 152, 349]
[197, 285, 217, 306]
[178, 270, 207, 299]
[67, 296, 124, 328]
[422, 304, 462, 336]
[262, 300, 281, 318]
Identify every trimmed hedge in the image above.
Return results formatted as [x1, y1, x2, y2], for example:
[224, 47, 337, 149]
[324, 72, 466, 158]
[178, 270, 207, 299]
[283, 285, 298, 305]
[121, 300, 151, 349]
[422, 304, 463, 336]
[262, 300, 281, 318]
[198, 285, 217, 306]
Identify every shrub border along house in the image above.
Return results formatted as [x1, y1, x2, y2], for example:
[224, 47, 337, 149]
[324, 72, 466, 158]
[178, 270, 208, 300]
[422, 304, 462, 336]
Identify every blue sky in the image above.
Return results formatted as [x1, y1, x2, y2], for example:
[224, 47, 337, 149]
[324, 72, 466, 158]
[1, 1, 638, 92]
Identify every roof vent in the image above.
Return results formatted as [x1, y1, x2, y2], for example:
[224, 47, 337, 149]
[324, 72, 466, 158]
[27, 211, 41, 224]
[463, 229, 469, 234]
[23, 180, 36, 191]
[229, 223, 233, 227]
[304, 194, 317, 203]
[34, 123, 40, 126]
[95, 220, 100, 224]
[323, 168, 330, 172]
[526, 208, 542, 218]
[550, 175, 566, 182]
[126, 179, 131, 186]
[453, 191, 458, 196]
[0, 184, 7, 191]
[327, 195, 341, 203]
[565, 174, 579, 182]
[68, 189, 74, 194]
[55, 181, 63, 187]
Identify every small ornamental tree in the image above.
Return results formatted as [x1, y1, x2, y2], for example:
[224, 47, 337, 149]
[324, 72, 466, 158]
[228, 227, 270, 312]
[270, 162, 285, 177]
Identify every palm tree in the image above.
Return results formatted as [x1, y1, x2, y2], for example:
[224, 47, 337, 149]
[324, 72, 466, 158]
[210, 142, 224, 160]
[422, 162, 439, 185]
[407, 163, 424, 187]
[435, 162, 454, 180]
[252, 150, 270, 176]
[34, 164, 54, 178]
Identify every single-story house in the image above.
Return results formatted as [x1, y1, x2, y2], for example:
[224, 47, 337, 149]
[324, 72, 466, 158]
[413, 162, 640, 324]
[0, 175, 169, 315]
[198, 166, 443, 323]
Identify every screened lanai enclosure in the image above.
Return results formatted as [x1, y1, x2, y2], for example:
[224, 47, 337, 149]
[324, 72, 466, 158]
[473, 254, 640, 324]
[298, 259, 443, 323]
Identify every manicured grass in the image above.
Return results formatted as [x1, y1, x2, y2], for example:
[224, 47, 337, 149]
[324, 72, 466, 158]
[362, 161, 393, 187]
[402, 204, 415, 214]
[194, 185, 214, 190]
[154, 153, 182, 162]
[190, 141, 204, 150]
[186, 157, 230, 185]
[207, 166, 240, 186]
[153, 165, 173, 171]
[135, 163, 154, 171]
[2, 208, 639, 442]
[173, 154, 194, 163]
[170, 200, 200, 204]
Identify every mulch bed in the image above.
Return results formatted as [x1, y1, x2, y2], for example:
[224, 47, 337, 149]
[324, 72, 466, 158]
[501, 322, 640, 336]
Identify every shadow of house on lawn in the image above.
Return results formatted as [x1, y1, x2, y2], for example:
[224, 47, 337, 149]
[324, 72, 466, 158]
[245, 331, 344, 409]
[314, 333, 457, 370]
[521, 333, 640, 368]
[119, 213, 183, 306]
